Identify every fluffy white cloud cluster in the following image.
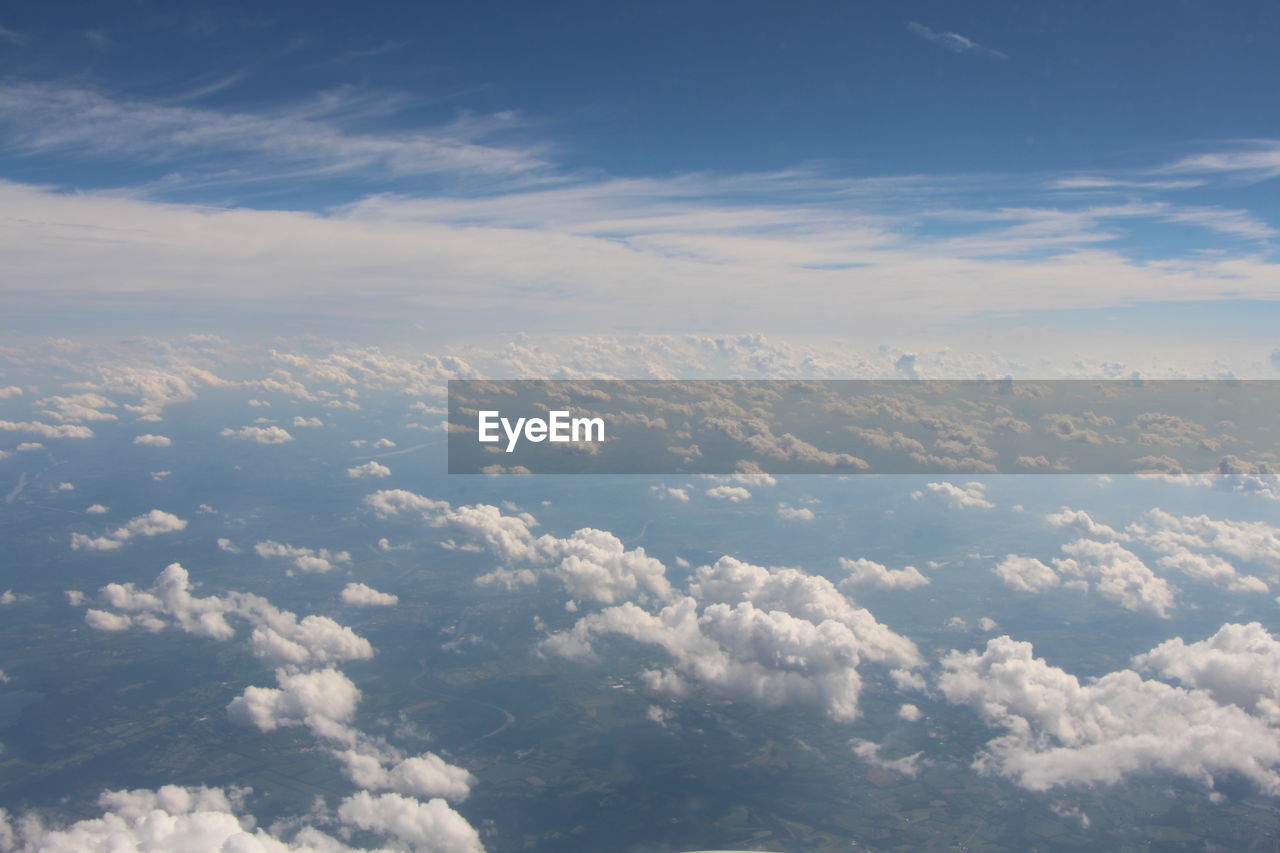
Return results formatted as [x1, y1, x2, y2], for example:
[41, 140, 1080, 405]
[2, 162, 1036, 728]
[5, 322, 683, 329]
[229, 668, 477, 804]
[0, 782, 484, 852]
[255, 540, 353, 574]
[220, 424, 294, 444]
[994, 538, 1174, 617]
[348, 460, 392, 479]
[851, 739, 924, 778]
[0, 420, 93, 439]
[1126, 508, 1278, 590]
[838, 557, 930, 590]
[80, 563, 373, 667]
[911, 481, 993, 509]
[35, 393, 118, 423]
[342, 582, 399, 607]
[705, 485, 751, 502]
[370, 491, 672, 605]
[70, 509, 187, 551]
[544, 556, 921, 720]
[939, 627, 1280, 794]
[1053, 539, 1175, 617]
[1134, 622, 1280, 724]
[132, 433, 172, 447]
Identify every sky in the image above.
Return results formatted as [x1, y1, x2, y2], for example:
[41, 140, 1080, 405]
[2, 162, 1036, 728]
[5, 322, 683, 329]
[2, 0, 1280, 354]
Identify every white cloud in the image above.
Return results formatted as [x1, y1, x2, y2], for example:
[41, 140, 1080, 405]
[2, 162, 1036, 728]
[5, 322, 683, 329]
[705, 485, 751, 502]
[348, 460, 392, 479]
[994, 555, 1061, 593]
[1128, 508, 1280, 573]
[227, 666, 360, 739]
[851, 739, 925, 778]
[0, 79, 544, 182]
[216, 537, 241, 554]
[85, 503, 108, 514]
[1046, 507, 1126, 541]
[1054, 539, 1175, 617]
[545, 556, 921, 721]
[838, 557, 930, 590]
[372, 492, 673, 606]
[1134, 622, 1280, 724]
[0, 783, 480, 852]
[220, 424, 294, 444]
[255, 539, 352, 573]
[35, 392, 118, 423]
[651, 485, 690, 502]
[907, 21, 1007, 59]
[71, 509, 187, 551]
[337, 791, 484, 853]
[337, 751, 475, 802]
[940, 629, 1280, 795]
[0, 420, 93, 439]
[342, 582, 399, 607]
[898, 703, 922, 722]
[911, 481, 993, 509]
[776, 503, 815, 521]
[132, 433, 172, 447]
[292, 416, 324, 427]
[79, 563, 374, 667]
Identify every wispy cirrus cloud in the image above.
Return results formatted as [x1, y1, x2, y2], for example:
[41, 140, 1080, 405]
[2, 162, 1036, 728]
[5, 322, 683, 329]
[907, 22, 1007, 60]
[0, 81, 548, 184]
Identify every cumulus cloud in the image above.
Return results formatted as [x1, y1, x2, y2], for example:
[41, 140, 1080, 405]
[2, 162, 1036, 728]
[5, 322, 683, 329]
[0, 420, 93, 439]
[342, 582, 399, 607]
[1128, 508, 1280, 579]
[0, 782, 482, 852]
[1133, 622, 1280, 724]
[228, 666, 360, 740]
[912, 481, 993, 509]
[851, 739, 925, 778]
[994, 555, 1061, 593]
[651, 485, 690, 502]
[229, 668, 477, 805]
[940, 629, 1280, 795]
[1046, 507, 1126, 541]
[255, 539, 352, 573]
[220, 424, 294, 444]
[545, 556, 921, 721]
[838, 557, 930, 590]
[36, 393, 118, 423]
[1054, 539, 1175, 617]
[337, 791, 484, 852]
[371, 491, 673, 605]
[348, 460, 392, 479]
[705, 485, 751, 502]
[78, 562, 374, 667]
[70, 509, 187, 551]
[85, 503, 108, 514]
[132, 433, 171, 447]
[777, 503, 815, 521]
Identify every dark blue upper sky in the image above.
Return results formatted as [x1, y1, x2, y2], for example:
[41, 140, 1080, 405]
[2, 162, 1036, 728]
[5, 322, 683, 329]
[4, 0, 1278, 181]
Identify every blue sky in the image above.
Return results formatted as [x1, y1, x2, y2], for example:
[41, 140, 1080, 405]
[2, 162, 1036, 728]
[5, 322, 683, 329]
[1, 1, 1279, 353]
